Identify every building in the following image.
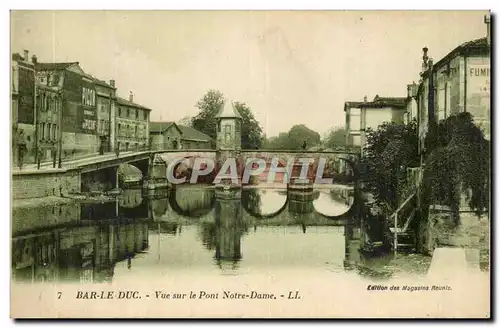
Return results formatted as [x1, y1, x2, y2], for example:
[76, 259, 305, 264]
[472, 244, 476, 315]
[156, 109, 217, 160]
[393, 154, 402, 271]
[416, 24, 491, 153]
[215, 101, 242, 151]
[11, 50, 36, 165]
[178, 125, 213, 149]
[34, 82, 63, 163]
[93, 78, 117, 153]
[35, 61, 101, 158]
[116, 92, 151, 151]
[345, 95, 407, 155]
[149, 122, 182, 150]
[344, 99, 364, 148]
[404, 82, 419, 124]
[149, 122, 213, 150]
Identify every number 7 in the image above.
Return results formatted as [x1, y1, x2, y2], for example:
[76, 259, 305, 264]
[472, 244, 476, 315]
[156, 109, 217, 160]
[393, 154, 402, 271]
[57, 292, 62, 299]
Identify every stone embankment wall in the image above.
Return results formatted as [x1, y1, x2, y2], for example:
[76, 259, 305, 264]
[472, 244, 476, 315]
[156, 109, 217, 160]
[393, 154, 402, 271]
[421, 207, 489, 270]
[12, 169, 81, 200]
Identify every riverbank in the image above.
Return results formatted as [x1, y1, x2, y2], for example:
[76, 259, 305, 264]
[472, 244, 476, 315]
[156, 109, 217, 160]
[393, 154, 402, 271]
[12, 196, 75, 209]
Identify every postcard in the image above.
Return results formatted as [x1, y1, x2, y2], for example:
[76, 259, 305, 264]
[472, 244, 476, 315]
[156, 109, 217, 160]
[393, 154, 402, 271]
[10, 10, 491, 318]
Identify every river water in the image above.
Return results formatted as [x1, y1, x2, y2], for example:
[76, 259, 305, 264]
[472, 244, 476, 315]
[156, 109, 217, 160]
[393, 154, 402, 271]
[11, 186, 433, 285]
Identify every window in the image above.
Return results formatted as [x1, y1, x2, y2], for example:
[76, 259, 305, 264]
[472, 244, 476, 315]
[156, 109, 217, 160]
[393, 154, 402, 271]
[118, 123, 122, 136]
[135, 109, 138, 119]
[224, 124, 231, 141]
[40, 123, 45, 140]
[348, 108, 361, 131]
[119, 108, 122, 117]
[127, 108, 130, 117]
[143, 111, 148, 120]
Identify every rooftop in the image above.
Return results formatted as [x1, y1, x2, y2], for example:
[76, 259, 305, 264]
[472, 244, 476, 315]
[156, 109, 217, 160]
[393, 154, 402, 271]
[216, 101, 242, 119]
[35, 62, 79, 71]
[359, 95, 407, 109]
[92, 77, 115, 89]
[150, 121, 177, 133]
[116, 97, 152, 111]
[422, 37, 490, 77]
[178, 125, 212, 142]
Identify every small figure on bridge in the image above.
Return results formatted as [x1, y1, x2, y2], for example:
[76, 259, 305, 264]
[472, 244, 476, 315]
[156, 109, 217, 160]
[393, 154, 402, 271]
[302, 140, 307, 150]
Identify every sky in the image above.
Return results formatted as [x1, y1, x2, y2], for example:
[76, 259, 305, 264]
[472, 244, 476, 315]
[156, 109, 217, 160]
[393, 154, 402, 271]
[11, 10, 489, 137]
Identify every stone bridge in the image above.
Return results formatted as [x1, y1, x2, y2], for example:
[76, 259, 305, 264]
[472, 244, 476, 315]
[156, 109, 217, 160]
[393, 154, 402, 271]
[150, 149, 360, 186]
[50, 149, 359, 195]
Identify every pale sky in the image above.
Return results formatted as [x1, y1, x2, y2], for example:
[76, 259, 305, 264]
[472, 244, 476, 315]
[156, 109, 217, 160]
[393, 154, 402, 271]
[11, 10, 489, 136]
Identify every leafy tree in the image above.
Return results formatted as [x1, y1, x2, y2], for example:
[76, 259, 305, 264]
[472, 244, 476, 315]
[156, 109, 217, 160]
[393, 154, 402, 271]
[361, 119, 420, 214]
[191, 90, 263, 149]
[234, 101, 263, 149]
[192, 90, 225, 140]
[323, 126, 347, 149]
[177, 116, 193, 127]
[287, 124, 321, 150]
[262, 132, 289, 150]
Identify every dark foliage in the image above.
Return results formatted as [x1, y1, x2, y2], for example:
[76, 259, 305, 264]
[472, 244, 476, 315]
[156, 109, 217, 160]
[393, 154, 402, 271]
[361, 119, 420, 214]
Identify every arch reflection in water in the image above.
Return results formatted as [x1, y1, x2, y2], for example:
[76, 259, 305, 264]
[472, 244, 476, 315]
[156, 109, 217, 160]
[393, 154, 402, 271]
[242, 188, 288, 219]
[312, 188, 352, 218]
[169, 186, 215, 218]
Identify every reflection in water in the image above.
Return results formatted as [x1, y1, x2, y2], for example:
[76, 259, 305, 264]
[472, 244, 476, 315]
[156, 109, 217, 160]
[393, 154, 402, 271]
[313, 190, 351, 217]
[11, 185, 430, 284]
[213, 191, 248, 269]
[12, 199, 149, 284]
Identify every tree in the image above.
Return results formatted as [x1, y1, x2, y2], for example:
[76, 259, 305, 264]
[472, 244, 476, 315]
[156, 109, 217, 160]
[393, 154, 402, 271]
[191, 90, 225, 140]
[262, 133, 289, 150]
[323, 126, 347, 149]
[361, 119, 420, 214]
[234, 101, 263, 149]
[191, 90, 263, 149]
[287, 124, 321, 150]
[177, 116, 193, 127]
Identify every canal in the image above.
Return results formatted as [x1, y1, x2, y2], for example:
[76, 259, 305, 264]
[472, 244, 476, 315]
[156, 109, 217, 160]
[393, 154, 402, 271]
[11, 186, 432, 285]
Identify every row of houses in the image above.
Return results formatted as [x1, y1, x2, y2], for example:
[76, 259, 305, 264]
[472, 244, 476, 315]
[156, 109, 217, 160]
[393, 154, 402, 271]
[345, 15, 491, 158]
[11, 50, 212, 166]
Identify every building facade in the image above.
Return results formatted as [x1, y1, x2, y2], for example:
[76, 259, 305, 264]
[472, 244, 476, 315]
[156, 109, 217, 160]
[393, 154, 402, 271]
[35, 61, 100, 158]
[417, 35, 491, 153]
[344, 99, 364, 148]
[12, 50, 37, 165]
[116, 93, 151, 151]
[34, 83, 63, 162]
[345, 95, 407, 155]
[149, 122, 182, 151]
[94, 78, 117, 153]
[178, 125, 213, 149]
[215, 101, 242, 151]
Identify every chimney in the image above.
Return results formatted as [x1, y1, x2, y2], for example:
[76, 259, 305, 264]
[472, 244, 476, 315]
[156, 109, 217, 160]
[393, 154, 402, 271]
[485, 13, 491, 45]
[23, 49, 29, 62]
[109, 79, 115, 88]
[31, 54, 37, 64]
[421, 47, 429, 73]
[129, 91, 134, 102]
[363, 95, 367, 102]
